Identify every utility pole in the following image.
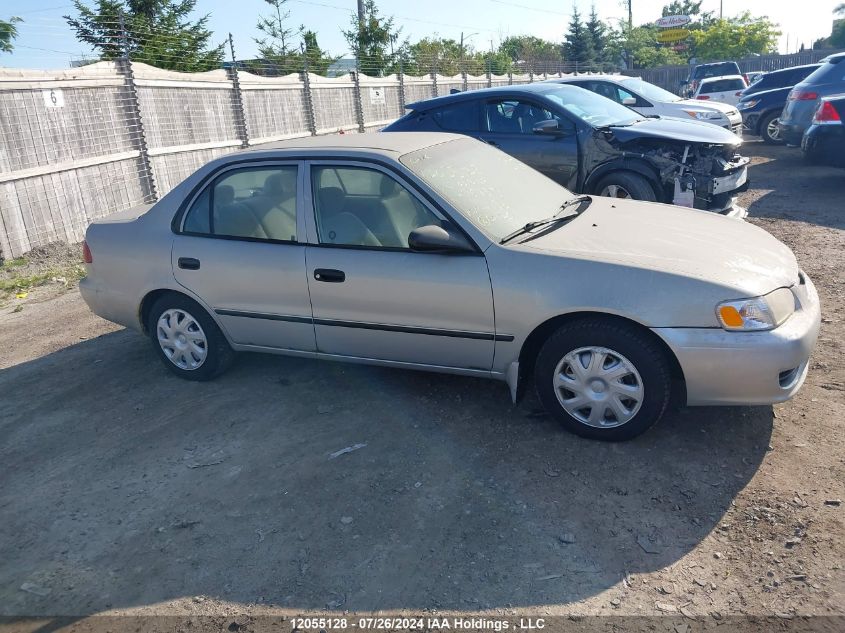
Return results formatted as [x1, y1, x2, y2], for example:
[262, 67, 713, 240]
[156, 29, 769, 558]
[628, 0, 632, 31]
[719, 0, 723, 20]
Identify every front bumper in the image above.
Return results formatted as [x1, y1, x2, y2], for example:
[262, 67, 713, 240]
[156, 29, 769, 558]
[653, 273, 821, 406]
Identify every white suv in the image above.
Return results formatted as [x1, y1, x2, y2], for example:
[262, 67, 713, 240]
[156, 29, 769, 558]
[549, 75, 744, 136]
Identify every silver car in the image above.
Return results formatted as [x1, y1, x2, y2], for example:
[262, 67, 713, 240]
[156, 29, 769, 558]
[80, 133, 820, 441]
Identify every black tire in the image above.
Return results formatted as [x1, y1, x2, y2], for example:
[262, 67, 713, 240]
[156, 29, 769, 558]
[760, 111, 784, 145]
[594, 172, 658, 202]
[147, 292, 234, 381]
[534, 318, 672, 441]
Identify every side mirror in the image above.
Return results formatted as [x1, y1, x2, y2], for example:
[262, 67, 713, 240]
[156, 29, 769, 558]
[532, 119, 564, 135]
[621, 96, 637, 106]
[408, 224, 475, 254]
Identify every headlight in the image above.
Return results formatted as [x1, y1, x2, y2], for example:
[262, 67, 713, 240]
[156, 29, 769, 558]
[716, 288, 796, 331]
[737, 99, 760, 110]
[683, 110, 722, 120]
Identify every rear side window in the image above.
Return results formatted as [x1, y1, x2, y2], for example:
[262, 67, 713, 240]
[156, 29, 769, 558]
[431, 101, 480, 131]
[182, 166, 298, 242]
[701, 78, 745, 93]
[695, 63, 740, 79]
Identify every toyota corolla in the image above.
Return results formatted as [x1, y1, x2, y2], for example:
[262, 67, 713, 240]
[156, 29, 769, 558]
[80, 133, 820, 441]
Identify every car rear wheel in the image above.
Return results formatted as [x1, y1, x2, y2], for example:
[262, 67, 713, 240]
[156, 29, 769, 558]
[148, 293, 234, 381]
[534, 318, 672, 441]
[595, 172, 657, 202]
[760, 111, 784, 145]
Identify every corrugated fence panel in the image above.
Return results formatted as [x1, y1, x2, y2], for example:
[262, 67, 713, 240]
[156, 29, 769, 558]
[435, 74, 463, 97]
[151, 147, 236, 196]
[465, 75, 489, 91]
[359, 73, 403, 130]
[239, 71, 310, 144]
[403, 76, 435, 104]
[309, 74, 359, 134]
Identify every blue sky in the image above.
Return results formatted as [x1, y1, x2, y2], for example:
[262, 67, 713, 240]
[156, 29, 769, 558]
[2, 0, 840, 69]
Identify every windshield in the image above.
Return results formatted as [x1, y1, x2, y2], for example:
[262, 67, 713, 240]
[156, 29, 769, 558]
[541, 85, 643, 127]
[621, 78, 681, 102]
[400, 138, 576, 241]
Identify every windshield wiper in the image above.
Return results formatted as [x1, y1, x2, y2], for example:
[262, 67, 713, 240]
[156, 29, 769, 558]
[499, 195, 592, 245]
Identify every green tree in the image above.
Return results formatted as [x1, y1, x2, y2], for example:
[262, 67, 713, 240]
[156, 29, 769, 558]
[688, 12, 780, 61]
[341, 0, 402, 76]
[499, 35, 561, 72]
[1, 16, 21, 54]
[405, 37, 461, 75]
[254, 0, 300, 74]
[64, 0, 224, 72]
[562, 5, 595, 65]
[302, 30, 337, 75]
[586, 5, 610, 64]
[661, 0, 702, 17]
[621, 24, 686, 68]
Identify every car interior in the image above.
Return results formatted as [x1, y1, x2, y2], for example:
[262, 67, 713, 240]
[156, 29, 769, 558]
[485, 100, 557, 134]
[312, 166, 438, 248]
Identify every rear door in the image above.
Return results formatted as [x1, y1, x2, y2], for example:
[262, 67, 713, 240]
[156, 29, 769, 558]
[171, 161, 316, 353]
[479, 97, 579, 187]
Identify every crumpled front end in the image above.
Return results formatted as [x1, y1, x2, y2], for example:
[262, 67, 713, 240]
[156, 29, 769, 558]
[642, 143, 750, 218]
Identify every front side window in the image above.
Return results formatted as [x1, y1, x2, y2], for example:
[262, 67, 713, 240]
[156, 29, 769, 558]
[183, 166, 298, 242]
[484, 99, 560, 134]
[311, 165, 440, 249]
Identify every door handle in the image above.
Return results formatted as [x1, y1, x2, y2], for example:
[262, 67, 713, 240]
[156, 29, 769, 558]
[314, 268, 345, 283]
[178, 257, 200, 270]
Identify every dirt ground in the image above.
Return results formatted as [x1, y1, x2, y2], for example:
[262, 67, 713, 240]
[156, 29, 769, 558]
[1, 140, 843, 627]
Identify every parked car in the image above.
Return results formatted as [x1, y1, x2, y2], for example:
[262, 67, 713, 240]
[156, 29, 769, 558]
[682, 61, 744, 97]
[740, 64, 821, 98]
[801, 94, 845, 167]
[779, 52, 845, 146]
[737, 86, 793, 144]
[546, 74, 743, 135]
[745, 71, 765, 86]
[383, 84, 749, 216]
[692, 75, 747, 105]
[79, 133, 820, 441]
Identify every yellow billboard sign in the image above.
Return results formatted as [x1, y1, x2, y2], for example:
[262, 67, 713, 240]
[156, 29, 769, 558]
[657, 28, 690, 43]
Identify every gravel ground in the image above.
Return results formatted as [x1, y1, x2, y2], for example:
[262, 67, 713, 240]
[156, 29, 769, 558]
[0, 140, 842, 627]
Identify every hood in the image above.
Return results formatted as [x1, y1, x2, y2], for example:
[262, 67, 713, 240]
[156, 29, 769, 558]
[519, 197, 798, 297]
[607, 116, 742, 145]
[676, 98, 736, 115]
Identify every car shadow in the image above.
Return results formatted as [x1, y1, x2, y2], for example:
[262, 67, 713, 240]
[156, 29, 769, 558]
[0, 329, 772, 616]
[742, 139, 845, 230]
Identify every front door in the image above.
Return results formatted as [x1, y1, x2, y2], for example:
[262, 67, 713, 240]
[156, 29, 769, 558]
[479, 97, 579, 188]
[172, 162, 316, 353]
[304, 161, 495, 371]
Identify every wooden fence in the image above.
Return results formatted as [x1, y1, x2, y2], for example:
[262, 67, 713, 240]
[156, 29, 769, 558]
[0, 61, 536, 259]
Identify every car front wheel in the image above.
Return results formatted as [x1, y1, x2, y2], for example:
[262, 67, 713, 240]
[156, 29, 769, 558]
[148, 293, 234, 381]
[760, 111, 784, 145]
[534, 318, 672, 441]
[595, 172, 657, 202]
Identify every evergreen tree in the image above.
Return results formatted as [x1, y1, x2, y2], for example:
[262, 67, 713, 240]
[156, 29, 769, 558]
[585, 5, 608, 63]
[64, 0, 224, 71]
[562, 5, 595, 66]
[255, 0, 301, 74]
[341, 0, 402, 76]
[302, 30, 337, 76]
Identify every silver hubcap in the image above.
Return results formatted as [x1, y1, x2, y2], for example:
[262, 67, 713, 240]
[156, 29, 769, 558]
[767, 118, 780, 140]
[157, 308, 208, 370]
[600, 184, 631, 199]
[553, 346, 644, 428]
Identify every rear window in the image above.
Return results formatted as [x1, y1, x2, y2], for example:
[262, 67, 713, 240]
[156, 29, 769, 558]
[694, 63, 741, 80]
[701, 78, 745, 93]
[801, 58, 845, 85]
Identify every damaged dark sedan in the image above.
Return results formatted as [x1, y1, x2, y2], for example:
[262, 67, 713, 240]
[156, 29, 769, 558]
[383, 83, 749, 218]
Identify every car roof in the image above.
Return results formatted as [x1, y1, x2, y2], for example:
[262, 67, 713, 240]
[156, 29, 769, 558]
[766, 63, 822, 74]
[696, 61, 739, 67]
[699, 75, 745, 84]
[245, 131, 461, 156]
[405, 82, 586, 111]
[821, 52, 845, 63]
